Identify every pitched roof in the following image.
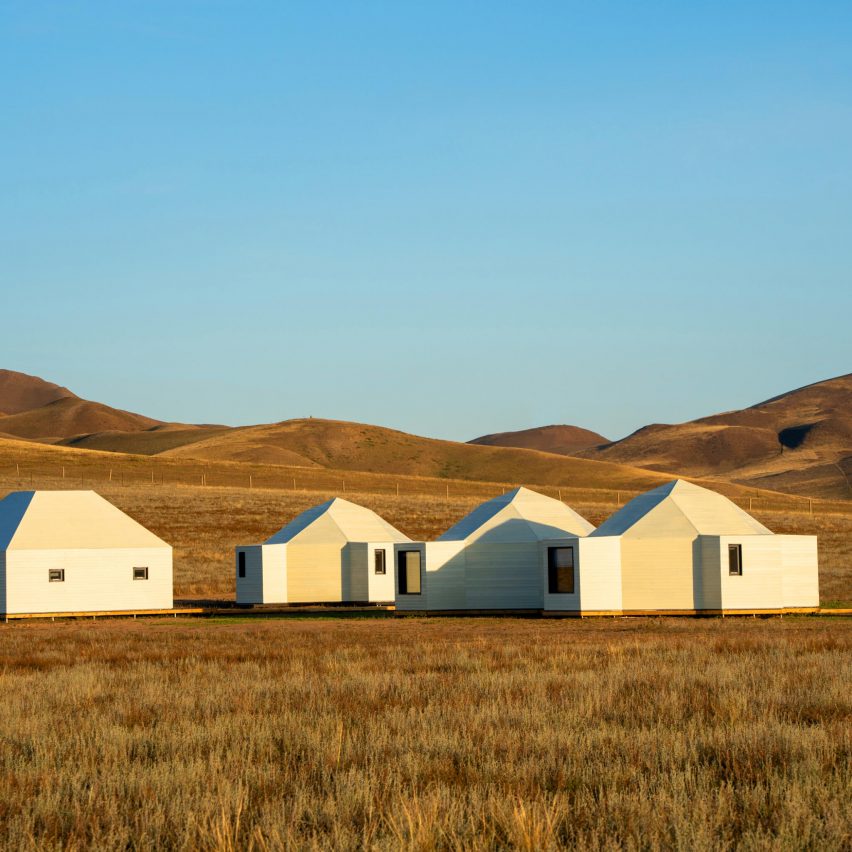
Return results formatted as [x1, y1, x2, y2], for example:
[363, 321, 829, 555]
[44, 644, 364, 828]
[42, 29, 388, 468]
[437, 487, 594, 543]
[265, 498, 411, 545]
[591, 480, 771, 538]
[0, 491, 169, 550]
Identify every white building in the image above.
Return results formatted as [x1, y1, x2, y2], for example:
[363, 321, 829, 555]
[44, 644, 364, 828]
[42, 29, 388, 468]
[235, 498, 410, 605]
[547, 479, 819, 615]
[0, 490, 173, 616]
[395, 487, 595, 612]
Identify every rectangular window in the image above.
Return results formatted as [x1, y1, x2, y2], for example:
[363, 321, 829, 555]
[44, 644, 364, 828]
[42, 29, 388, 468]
[374, 549, 386, 575]
[547, 547, 575, 594]
[133, 566, 149, 581]
[238, 551, 246, 579]
[48, 569, 65, 583]
[728, 544, 743, 576]
[398, 550, 422, 595]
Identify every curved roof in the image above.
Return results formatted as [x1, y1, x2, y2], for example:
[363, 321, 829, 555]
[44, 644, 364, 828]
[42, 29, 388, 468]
[0, 491, 169, 550]
[591, 480, 771, 538]
[265, 498, 411, 545]
[438, 487, 594, 543]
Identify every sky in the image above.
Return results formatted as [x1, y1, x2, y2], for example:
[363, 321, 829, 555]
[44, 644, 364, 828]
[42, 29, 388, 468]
[1, 1, 850, 441]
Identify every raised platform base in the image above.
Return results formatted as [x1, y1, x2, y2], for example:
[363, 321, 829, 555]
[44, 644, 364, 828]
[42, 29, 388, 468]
[3, 607, 203, 622]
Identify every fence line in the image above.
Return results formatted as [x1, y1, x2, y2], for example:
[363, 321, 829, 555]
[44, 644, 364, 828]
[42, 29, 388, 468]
[0, 461, 847, 517]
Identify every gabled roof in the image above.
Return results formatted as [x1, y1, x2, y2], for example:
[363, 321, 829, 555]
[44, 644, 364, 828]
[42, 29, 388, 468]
[265, 498, 411, 545]
[591, 480, 771, 538]
[437, 487, 594, 543]
[0, 491, 169, 550]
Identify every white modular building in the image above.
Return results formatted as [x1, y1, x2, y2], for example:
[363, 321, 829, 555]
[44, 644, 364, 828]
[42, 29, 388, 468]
[395, 487, 596, 612]
[0, 490, 173, 616]
[547, 479, 819, 615]
[235, 498, 411, 605]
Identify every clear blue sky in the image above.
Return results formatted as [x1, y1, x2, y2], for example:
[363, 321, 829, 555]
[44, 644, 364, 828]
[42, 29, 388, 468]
[2, 2, 850, 441]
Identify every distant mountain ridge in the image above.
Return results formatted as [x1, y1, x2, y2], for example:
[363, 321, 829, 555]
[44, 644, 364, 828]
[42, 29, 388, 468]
[1, 369, 848, 498]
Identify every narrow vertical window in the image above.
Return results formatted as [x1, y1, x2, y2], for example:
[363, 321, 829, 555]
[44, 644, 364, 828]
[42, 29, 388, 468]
[374, 549, 386, 575]
[238, 551, 246, 579]
[133, 567, 149, 581]
[547, 547, 575, 594]
[728, 544, 743, 576]
[48, 569, 65, 583]
[398, 550, 421, 595]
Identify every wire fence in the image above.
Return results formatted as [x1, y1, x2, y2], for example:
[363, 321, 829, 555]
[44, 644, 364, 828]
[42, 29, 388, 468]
[0, 458, 848, 518]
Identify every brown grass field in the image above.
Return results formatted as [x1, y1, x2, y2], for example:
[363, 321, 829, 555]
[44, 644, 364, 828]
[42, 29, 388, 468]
[0, 616, 849, 849]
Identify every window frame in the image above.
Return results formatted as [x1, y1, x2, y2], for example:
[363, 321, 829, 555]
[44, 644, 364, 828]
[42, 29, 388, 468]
[48, 568, 65, 583]
[728, 544, 743, 576]
[238, 551, 246, 579]
[133, 566, 149, 581]
[397, 549, 422, 595]
[547, 546, 575, 595]
[374, 548, 387, 575]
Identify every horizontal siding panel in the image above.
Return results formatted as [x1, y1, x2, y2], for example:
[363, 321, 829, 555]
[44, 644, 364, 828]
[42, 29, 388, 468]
[7, 547, 172, 614]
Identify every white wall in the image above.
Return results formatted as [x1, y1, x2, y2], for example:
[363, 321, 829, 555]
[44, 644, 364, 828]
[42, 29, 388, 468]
[464, 542, 543, 610]
[236, 545, 266, 604]
[6, 547, 172, 614]
[541, 538, 622, 613]
[778, 535, 819, 609]
[347, 543, 369, 602]
[717, 535, 784, 611]
[394, 542, 467, 611]
[366, 543, 395, 603]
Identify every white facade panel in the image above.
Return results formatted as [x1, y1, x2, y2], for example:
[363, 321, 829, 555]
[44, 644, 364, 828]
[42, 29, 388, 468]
[347, 543, 370, 602]
[5, 547, 172, 614]
[366, 543, 395, 603]
[235, 544, 267, 605]
[717, 535, 784, 611]
[697, 536, 723, 610]
[464, 542, 542, 609]
[778, 535, 819, 608]
[541, 538, 622, 613]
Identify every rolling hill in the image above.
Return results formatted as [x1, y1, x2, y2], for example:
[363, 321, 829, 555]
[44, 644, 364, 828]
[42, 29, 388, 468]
[470, 425, 609, 455]
[0, 397, 164, 443]
[0, 369, 76, 414]
[577, 374, 852, 498]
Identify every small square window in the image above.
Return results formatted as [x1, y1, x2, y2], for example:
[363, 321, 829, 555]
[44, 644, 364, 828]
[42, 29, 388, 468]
[728, 544, 743, 576]
[547, 547, 575, 594]
[374, 549, 386, 575]
[133, 566, 149, 581]
[238, 551, 246, 579]
[49, 569, 65, 583]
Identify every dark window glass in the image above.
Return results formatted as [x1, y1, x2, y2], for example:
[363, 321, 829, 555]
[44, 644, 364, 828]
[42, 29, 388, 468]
[49, 569, 65, 583]
[133, 566, 149, 581]
[238, 551, 246, 578]
[728, 544, 743, 576]
[547, 547, 575, 594]
[398, 550, 422, 595]
[374, 549, 386, 575]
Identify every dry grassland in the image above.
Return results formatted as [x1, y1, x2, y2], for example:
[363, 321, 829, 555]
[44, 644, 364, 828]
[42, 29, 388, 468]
[0, 616, 848, 849]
